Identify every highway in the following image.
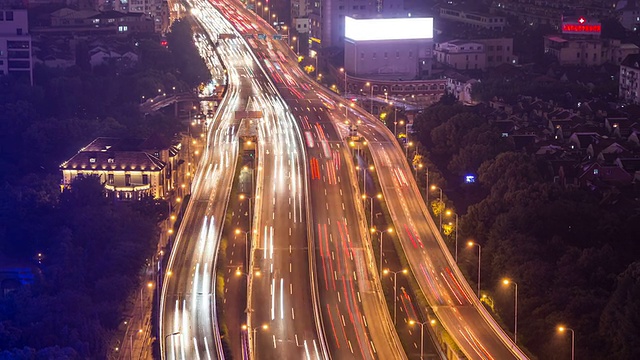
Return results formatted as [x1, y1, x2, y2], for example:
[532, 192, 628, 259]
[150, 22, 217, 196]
[182, 1, 324, 360]
[158, 10, 246, 360]
[214, 1, 407, 359]
[319, 92, 530, 359]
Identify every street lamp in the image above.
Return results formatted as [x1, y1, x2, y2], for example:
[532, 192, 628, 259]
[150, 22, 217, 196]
[235, 229, 252, 271]
[557, 326, 575, 360]
[361, 193, 382, 227]
[164, 331, 181, 357]
[242, 323, 268, 356]
[425, 167, 429, 205]
[383, 268, 408, 325]
[365, 81, 374, 114]
[394, 119, 404, 138]
[310, 50, 319, 76]
[405, 141, 413, 158]
[340, 67, 347, 95]
[445, 210, 459, 262]
[502, 279, 518, 344]
[239, 193, 253, 225]
[235, 267, 261, 280]
[467, 241, 481, 297]
[430, 185, 443, 230]
[414, 163, 423, 179]
[370, 227, 393, 275]
[409, 319, 436, 359]
[292, 36, 298, 54]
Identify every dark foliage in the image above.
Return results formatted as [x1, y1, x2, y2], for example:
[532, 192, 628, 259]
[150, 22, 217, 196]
[414, 102, 640, 359]
[0, 21, 209, 357]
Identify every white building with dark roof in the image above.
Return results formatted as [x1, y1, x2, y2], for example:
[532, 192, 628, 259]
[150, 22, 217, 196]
[60, 137, 179, 200]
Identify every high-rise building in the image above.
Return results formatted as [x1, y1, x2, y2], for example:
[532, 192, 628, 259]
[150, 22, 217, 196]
[0, 8, 32, 85]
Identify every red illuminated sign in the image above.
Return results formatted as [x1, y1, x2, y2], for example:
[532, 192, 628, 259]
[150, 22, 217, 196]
[562, 24, 601, 33]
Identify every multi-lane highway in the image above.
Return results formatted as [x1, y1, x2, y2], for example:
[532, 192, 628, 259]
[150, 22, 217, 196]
[215, 1, 407, 359]
[318, 91, 529, 359]
[162, 0, 528, 358]
[162, 1, 324, 360]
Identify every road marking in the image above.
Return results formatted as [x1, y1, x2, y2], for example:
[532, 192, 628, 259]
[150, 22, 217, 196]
[341, 315, 346, 326]
[362, 315, 368, 327]
[348, 340, 354, 353]
[273, 335, 277, 348]
[291, 307, 295, 319]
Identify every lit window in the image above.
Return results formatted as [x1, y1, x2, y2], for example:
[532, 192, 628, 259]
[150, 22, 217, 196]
[593, 169, 599, 175]
[89, 158, 96, 163]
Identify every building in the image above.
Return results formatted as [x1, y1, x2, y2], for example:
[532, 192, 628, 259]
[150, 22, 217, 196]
[478, 38, 516, 67]
[617, 0, 640, 31]
[544, 15, 639, 66]
[305, 0, 406, 50]
[344, 16, 434, 79]
[434, 40, 486, 70]
[544, 35, 604, 66]
[33, 8, 155, 36]
[619, 53, 640, 104]
[439, 7, 506, 31]
[60, 136, 180, 200]
[0, 8, 32, 84]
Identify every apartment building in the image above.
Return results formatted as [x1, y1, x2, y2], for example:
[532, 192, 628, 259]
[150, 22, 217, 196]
[0, 8, 32, 84]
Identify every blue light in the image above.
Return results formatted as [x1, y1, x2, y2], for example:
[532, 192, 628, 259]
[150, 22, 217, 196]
[465, 175, 475, 183]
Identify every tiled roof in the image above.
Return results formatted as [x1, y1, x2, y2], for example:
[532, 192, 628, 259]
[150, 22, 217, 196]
[60, 151, 165, 172]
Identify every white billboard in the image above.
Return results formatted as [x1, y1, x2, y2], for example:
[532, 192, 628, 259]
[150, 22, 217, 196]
[344, 16, 434, 41]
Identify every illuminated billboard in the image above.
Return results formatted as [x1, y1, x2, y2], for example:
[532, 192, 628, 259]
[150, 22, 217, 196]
[562, 16, 601, 34]
[344, 16, 434, 41]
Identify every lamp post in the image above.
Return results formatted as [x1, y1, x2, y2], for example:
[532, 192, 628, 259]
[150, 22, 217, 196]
[467, 241, 481, 297]
[430, 185, 443, 230]
[425, 167, 429, 205]
[414, 163, 423, 179]
[362, 193, 382, 226]
[164, 331, 181, 357]
[445, 210, 459, 262]
[365, 81, 374, 114]
[242, 324, 268, 357]
[292, 36, 298, 54]
[502, 279, 518, 344]
[383, 268, 408, 325]
[235, 267, 261, 281]
[558, 326, 575, 360]
[371, 227, 393, 275]
[409, 319, 435, 359]
[310, 50, 319, 76]
[405, 141, 413, 159]
[340, 67, 347, 95]
[235, 229, 251, 271]
[239, 194, 253, 226]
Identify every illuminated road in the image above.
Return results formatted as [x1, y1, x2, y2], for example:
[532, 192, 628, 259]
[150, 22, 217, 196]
[317, 91, 529, 359]
[215, 1, 407, 359]
[158, 13, 245, 360]
[164, 2, 325, 360]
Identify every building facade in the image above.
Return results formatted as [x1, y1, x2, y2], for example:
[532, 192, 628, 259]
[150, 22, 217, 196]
[0, 8, 32, 84]
[60, 137, 179, 200]
[344, 16, 434, 79]
[305, 0, 406, 50]
[439, 7, 506, 31]
[434, 40, 486, 70]
[619, 53, 640, 104]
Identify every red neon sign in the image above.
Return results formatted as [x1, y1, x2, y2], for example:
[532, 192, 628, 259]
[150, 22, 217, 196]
[562, 23, 601, 33]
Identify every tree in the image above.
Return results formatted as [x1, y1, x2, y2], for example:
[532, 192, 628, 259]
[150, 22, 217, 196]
[600, 261, 640, 359]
